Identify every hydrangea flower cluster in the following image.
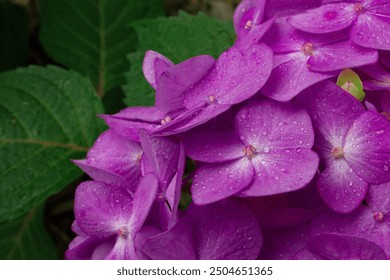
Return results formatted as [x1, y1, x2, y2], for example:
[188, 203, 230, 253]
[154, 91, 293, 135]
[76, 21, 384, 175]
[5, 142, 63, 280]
[66, 0, 390, 260]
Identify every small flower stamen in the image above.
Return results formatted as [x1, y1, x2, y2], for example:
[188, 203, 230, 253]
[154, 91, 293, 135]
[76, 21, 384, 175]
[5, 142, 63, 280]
[244, 20, 253, 30]
[354, 2, 365, 13]
[381, 111, 390, 121]
[208, 95, 216, 104]
[373, 212, 384, 223]
[243, 145, 257, 159]
[161, 116, 172, 125]
[331, 146, 344, 159]
[117, 225, 130, 238]
[302, 42, 315, 56]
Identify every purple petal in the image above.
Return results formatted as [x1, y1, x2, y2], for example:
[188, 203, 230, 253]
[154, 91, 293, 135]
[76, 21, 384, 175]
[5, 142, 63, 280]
[82, 130, 143, 182]
[317, 159, 368, 213]
[183, 131, 244, 163]
[100, 107, 165, 141]
[165, 143, 186, 229]
[72, 159, 128, 188]
[234, 100, 315, 150]
[139, 130, 179, 189]
[156, 55, 215, 115]
[240, 148, 319, 196]
[141, 218, 197, 260]
[351, 14, 390, 50]
[191, 158, 254, 205]
[105, 238, 137, 260]
[309, 40, 378, 72]
[235, 18, 275, 52]
[344, 111, 390, 184]
[264, 0, 322, 19]
[154, 103, 231, 136]
[261, 55, 334, 101]
[65, 236, 104, 260]
[234, 0, 265, 35]
[366, 183, 390, 216]
[74, 181, 133, 238]
[142, 50, 174, 90]
[188, 199, 262, 260]
[307, 233, 387, 260]
[183, 44, 273, 108]
[129, 173, 159, 237]
[287, 3, 357, 34]
[297, 81, 366, 165]
[365, 0, 390, 15]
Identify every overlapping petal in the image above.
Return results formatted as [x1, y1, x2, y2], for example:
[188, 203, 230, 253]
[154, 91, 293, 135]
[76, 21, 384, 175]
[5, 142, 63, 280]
[142, 50, 174, 90]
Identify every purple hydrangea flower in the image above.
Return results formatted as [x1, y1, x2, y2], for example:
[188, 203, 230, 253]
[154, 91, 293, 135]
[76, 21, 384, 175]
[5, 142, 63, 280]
[360, 63, 390, 90]
[140, 199, 262, 260]
[310, 182, 390, 257]
[66, 174, 158, 260]
[287, 0, 390, 50]
[183, 99, 319, 204]
[261, 18, 377, 101]
[297, 81, 390, 213]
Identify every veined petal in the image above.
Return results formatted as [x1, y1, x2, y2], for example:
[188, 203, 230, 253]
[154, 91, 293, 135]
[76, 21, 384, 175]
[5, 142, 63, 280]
[183, 44, 273, 108]
[183, 131, 244, 163]
[105, 238, 137, 260]
[74, 181, 133, 238]
[307, 234, 387, 260]
[141, 218, 197, 260]
[129, 173, 159, 237]
[309, 40, 378, 72]
[297, 81, 366, 153]
[156, 55, 215, 114]
[366, 183, 390, 216]
[344, 111, 390, 184]
[317, 159, 368, 213]
[188, 199, 262, 260]
[142, 50, 174, 90]
[240, 148, 319, 196]
[287, 3, 357, 34]
[261, 55, 334, 101]
[234, 0, 265, 34]
[154, 103, 231, 136]
[234, 100, 315, 150]
[139, 130, 180, 189]
[351, 14, 390, 50]
[264, 0, 322, 19]
[191, 158, 254, 205]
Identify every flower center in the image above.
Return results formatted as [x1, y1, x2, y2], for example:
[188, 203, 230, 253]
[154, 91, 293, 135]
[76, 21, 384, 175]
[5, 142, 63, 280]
[354, 2, 365, 13]
[373, 212, 384, 223]
[161, 115, 172, 125]
[244, 20, 253, 30]
[117, 225, 130, 238]
[301, 42, 314, 56]
[208, 95, 216, 104]
[243, 145, 256, 159]
[331, 146, 344, 159]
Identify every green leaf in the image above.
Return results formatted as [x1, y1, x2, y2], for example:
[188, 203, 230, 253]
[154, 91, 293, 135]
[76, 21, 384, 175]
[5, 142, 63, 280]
[0, 65, 105, 222]
[0, 205, 58, 259]
[39, 0, 165, 97]
[0, 1, 29, 71]
[123, 12, 236, 107]
[337, 68, 366, 101]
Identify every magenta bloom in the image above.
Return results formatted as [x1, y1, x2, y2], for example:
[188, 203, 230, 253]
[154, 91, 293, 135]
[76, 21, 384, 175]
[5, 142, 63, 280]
[298, 81, 390, 213]
[141, 199, 262, 260]
[261, 18, 377, 101]
[184, 99, 319, 204]
[287, 0, 390, 50]
[67, 174, 158, 260]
